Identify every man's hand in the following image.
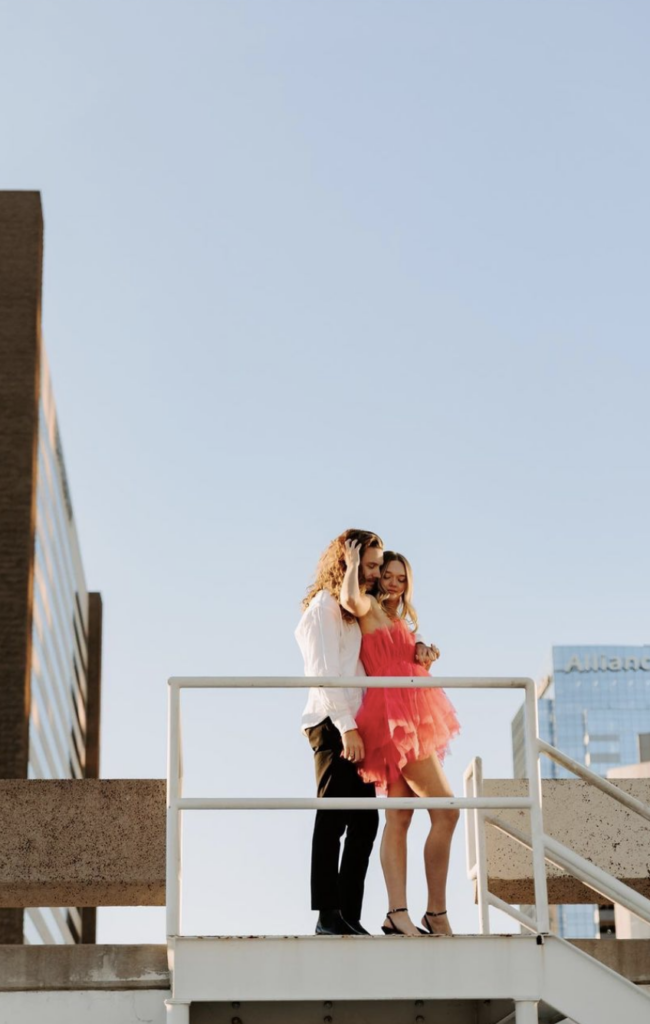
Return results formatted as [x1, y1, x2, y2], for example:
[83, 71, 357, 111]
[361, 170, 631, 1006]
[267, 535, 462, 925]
[415, 642, 440, 671]
[343, 539, 362, 569]
[341, 728, 365, 763]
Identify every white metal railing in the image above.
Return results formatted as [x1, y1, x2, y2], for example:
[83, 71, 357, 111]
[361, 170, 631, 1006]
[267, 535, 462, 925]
[166, 674, 551, 938]
[464, 740, 650, 935]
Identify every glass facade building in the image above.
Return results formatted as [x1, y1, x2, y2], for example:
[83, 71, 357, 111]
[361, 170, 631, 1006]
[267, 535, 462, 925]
[0, 191, 102, 945]
[23, 354, 96, 945]
[512, 644, 650, 938]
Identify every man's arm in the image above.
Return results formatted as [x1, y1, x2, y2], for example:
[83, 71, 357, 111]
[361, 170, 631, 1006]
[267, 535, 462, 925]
[415, 638, 440, 669]
[339, 540, 372, 618]
[300, 598, 360, 736]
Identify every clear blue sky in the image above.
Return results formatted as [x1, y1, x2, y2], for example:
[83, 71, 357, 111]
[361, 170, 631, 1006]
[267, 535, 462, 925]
[2, 0, 649, 940]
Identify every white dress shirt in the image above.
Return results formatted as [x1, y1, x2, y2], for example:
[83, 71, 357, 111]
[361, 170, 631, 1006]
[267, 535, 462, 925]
[296, 590, 366, 736]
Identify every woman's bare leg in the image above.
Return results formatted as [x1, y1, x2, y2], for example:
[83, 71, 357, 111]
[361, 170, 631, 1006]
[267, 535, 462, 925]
[401, 753, 459, 935]
[380, 776, 418, 935]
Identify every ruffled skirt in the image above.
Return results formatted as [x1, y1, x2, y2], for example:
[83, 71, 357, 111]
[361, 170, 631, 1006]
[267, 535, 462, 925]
[356, 621, 460, 794]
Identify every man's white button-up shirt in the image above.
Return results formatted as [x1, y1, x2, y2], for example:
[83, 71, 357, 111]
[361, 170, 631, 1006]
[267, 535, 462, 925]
[296, 589, 366, 736]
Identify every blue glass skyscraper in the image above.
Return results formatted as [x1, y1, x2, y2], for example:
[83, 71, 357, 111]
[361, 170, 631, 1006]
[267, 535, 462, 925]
[512, 645, 650, 938]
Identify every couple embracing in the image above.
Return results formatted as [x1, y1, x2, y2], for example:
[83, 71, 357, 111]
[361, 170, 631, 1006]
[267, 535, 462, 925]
[296, 528, 461, 938]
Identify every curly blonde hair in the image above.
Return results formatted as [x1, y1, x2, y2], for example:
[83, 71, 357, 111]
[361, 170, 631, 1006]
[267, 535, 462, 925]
[303, 529, 384, 623]
[375, 551, 419, 632]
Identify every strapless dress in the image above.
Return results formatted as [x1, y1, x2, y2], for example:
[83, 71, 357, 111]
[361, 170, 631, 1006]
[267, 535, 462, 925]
[355, 619, 460, 794]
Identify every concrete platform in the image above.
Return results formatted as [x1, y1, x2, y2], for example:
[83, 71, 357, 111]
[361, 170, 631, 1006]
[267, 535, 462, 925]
[165, 934, 650, 1024]
[1, 777, 648, 909]
[0, 944, 169, 990]
[482, 778, 650, 903]
[0, 780, 165, 907]
[0, 939, 647, 991]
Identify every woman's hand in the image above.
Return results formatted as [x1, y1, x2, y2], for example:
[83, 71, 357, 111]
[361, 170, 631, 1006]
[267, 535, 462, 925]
[341, 728, 365, 763]
[343, 538, 362, 569]
[415, 643, 440, 670]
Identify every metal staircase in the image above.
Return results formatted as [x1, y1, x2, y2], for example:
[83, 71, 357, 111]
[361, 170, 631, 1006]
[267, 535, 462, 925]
[165, 675, 650, 1023]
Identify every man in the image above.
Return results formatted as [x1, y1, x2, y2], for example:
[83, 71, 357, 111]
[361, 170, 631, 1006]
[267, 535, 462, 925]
[296, 528, 436, 936]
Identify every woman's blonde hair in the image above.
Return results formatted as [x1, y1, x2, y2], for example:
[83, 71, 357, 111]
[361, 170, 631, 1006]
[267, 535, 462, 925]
[376, 551, 418, 632]
[303, 529, 384, 623]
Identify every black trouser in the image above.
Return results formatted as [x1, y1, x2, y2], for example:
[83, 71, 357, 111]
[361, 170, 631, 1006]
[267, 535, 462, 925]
[306, 717, 379, 921]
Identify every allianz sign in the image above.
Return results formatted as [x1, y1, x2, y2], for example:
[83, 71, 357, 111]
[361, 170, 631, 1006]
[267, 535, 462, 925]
[563, 654, 650, 673]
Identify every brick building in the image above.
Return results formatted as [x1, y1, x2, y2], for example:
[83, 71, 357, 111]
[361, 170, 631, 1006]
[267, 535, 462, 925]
[0, 192, 102, 944]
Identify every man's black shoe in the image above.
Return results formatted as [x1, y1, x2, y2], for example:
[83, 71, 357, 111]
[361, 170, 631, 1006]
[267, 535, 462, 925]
[315, 910, 356, 935]
[343, 918, 370, 935]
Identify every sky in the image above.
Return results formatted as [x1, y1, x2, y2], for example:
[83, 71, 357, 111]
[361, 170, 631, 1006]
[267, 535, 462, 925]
[1, 0, 649, 942]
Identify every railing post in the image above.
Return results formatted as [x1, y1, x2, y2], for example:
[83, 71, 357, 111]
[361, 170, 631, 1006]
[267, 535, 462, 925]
[462, 762, 477, 879]
[514, 1000, 538, 1023]
[165, 999, 190, 1023]
[167, 681, 182, 939]
[523, 680, 549, 933]
[471, 757, 490, 934]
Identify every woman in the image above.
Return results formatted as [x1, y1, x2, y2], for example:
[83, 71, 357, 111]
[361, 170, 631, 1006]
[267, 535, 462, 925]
[340, 542, 460, 937]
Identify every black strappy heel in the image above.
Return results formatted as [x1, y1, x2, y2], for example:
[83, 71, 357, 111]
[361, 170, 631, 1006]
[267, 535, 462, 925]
[381, 907, 428, 936]
[421, 909, 448, 934]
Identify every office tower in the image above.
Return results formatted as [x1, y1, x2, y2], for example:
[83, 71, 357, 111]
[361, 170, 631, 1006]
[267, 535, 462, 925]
[0, 192, 102, 943]
[512, 644, 650, 938]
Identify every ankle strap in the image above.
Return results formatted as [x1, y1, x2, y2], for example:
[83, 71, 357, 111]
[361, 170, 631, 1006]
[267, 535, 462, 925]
[425, 909, 447, 917]
[387, 907, 408, 916]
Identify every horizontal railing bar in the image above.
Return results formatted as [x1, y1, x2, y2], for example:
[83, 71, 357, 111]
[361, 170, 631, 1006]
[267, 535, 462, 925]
[538, 739, 650, 823]
[168, 676, 533, 690]
[487, 893, 539, 933]
[174, 796, 534, 811]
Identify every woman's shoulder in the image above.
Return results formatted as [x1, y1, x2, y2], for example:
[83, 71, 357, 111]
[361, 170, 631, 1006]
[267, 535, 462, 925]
[360, 597, 392, 632]
[363, 595, 386, 621]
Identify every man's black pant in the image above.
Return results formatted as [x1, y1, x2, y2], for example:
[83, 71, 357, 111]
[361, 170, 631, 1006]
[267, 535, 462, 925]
[306, 717, 379, 922]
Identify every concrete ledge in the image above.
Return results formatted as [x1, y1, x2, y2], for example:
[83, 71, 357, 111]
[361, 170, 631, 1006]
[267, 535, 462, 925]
[0, 945, 169, 990]
[0, 781, 165, 906]
[483, 778, 650, 903]
[1, 778, 648, 910]
[0, 938, 647, 992]
[571, 939, 650, 985]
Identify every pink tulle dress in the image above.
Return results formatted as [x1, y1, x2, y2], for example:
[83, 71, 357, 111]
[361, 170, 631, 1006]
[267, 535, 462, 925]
[355, 619, 460, 795]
